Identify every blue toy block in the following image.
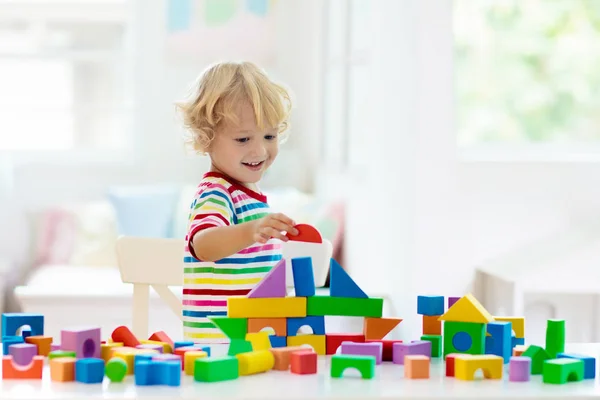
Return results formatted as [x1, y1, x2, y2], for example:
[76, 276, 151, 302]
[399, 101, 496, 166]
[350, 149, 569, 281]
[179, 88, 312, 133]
[2, 335, 24, 355]
[329, 258, 368, 298]
[512, 336, 525, 347]
[199, 345, 211, 357]
[558, 353, 596, 379]
[1, 313, 44, 337]
[135, 354, 154, 365]
[173, 340, 194, 349]
[417, 296, 444, 316]
[75, 358, 105, 384]
[135, 360, 181, 386]
[292, 257, 316, 297]
[21, 328, 31, 339]
[269, 336, 287, 348]
[485, 321, 511, 364]
[287, 316, 325, 337]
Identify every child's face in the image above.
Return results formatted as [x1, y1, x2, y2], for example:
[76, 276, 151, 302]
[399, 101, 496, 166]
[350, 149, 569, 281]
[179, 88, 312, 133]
[208, 101, 279, 185]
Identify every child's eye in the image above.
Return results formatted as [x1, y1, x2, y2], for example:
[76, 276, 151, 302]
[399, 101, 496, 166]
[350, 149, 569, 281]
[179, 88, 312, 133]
[235, 137, 249, 143]
[265, 134, 277, 140]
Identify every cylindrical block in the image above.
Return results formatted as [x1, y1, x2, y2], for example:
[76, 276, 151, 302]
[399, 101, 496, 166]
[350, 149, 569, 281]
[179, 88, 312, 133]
[236, 350, 275, 375]
[9, 343, 38, 366]
[545, 319, 565, 358]
[509, 356, 531, 382]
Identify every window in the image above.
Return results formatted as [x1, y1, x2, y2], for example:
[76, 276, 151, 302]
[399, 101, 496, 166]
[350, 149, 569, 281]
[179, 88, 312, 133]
[455, 0, 600, 148]
[0, 0, 134, 153]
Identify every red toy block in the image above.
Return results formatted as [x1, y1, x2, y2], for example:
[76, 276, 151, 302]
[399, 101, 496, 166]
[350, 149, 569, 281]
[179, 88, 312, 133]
[326, 334, 365, 355]
[111, 326, 140, 348]
[291, 350, 317, 374]
[148, 331, 174, 347]
[2, 355, 43, 379]
[366, 339, 403, 361]
[285, 224, 322, 243]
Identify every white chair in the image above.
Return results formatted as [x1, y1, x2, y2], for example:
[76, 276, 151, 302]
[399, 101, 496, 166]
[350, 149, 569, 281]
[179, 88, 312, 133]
[115, 236, 184, 338]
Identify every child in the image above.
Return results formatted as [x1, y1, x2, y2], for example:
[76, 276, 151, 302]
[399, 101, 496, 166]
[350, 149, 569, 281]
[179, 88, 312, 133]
[176, 61, 299, 343]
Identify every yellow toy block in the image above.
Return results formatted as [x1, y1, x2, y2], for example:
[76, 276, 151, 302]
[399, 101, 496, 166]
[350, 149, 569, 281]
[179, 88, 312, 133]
[455, 355, 503, 380]
[287, 335, 326, 355]
[228, 297, 306, 318]
[112, 347, 159, 375]
[246, 332, 272, 351]
[493, 316, 525, 338]
[101, 342, 123, 362]
[140, 339, 173, 353]
[236, 350, 275, 375]
[184, 350, 207, 376]
[438, 293, 494, 323]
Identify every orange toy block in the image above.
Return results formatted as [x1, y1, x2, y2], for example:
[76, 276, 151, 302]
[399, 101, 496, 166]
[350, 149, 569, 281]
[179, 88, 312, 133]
[148, 331, 174, 347]
[269, 346, 306, 370]
[422, 315, 441, 335]
[404, 355, 430, 379]
[363, 317, 402, 340]
[291, 350, 317, 375]
[2, 356, 44, 379]
[50, 357, 76, 382]
[248, 318, 287, 336]
[25, 336, 53, 356]
[513, 345, 528, 357]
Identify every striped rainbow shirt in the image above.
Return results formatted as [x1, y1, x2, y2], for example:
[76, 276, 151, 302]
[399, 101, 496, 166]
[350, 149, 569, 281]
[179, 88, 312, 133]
[183, 172, 281, 343]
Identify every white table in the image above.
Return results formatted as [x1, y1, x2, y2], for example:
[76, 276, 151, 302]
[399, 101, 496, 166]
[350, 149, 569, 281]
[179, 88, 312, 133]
[1, 343, 600, 399]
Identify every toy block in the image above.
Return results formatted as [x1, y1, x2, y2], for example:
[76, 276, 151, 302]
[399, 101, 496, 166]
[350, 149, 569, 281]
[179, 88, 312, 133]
[422, 315, 441, 335]
[2, 355, 43, 379]
[135, 359, 180, 386]
[208, 316, 248, 339]
[485, 321, 512, 363]
[392, 341, 431, 365]
[175, 346, 207, 370]
[105, 357, 128, 382]
[366, 339, 402, 361]
[111, 326, 140, 347]
[48, 350, 76, 360]
[173, 340, 194, 349]
[50, 357, 76, 382]
[522, 345, 550, 375]
[248, 317, 286, 336]
[326, 334, 365, 355]
[269, 346, 307, 370]
[51, 343, 60, 352]
[1, 313, 44, 337]
[8, 343, 37, 366]
[75, 358, 104, 384]
[246, 332, 271, 351]
[101, 342, 123, 362]
[287, 335, 326, 355]
[140, 340, 171, 353]
[236, 349, 275, 375]
[438, 294, 493, 323]
[286, 223, 322, 243]
[445, 353, 472, 377]
[513, 345, 527, 356]
[113, 347, 159, 375]
[307, 296, 383, 318]
[421, 335, 442, 357]
[291, 349, 317, 374]
[329, 259, 368, 298]
[288, 316, 325, 336]
[248, 259, 287, 298]
[184, 350, 208, 375]
[331, 354, 375, 379]
[228, 339, 253, 356]
[137, 344, 163, 353]
[513, 337, 525, 346]
[24, 336, 52, 357]
[194, 356, 239, 382]
[21, 328, 31, 339]
[545, 319, 565, 358]
[494, 316, 525, 339]
[447, 296, 460, 309]
[363, 317, 402, 340]
[543, 358, 584, 384]
[291, 257, 316, 297]
[148, 331, 174, 347]
[151, 353, 181, 365]
[2, 336, 24, 355]
[61, 327, 101, 358]
[455, 355, 503, 380]
[341, 341, 383, 364]
[509, 356, 531, 382]
[269, 335, 287, 348]
[558, 353, 596, 379]
[405, 355, 430, 379]
[228, 297, 306, 318]
[417, 296, 444, 316]
[443, 321, 485, 358]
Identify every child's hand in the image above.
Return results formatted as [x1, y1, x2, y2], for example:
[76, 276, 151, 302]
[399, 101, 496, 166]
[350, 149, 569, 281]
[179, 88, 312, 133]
[250, 213, 299, 244]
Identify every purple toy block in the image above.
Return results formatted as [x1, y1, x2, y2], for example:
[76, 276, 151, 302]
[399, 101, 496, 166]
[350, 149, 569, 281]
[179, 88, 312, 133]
[393, 341, 432, 365]
[61, 327, 101, 358]
[247, 259, 286, 298]
[8, 343, 37, 366]
[51, 343, 61, 352]
[340, 341, 383, 364]
[448, 297, 460, 309]
[137, 344, 163, 353]
[509, 356, 531, 382]
[152, 353, 182, 363]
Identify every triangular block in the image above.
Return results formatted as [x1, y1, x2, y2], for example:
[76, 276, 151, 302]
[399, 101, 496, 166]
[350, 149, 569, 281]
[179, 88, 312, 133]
[438, 293, 494, 323]
[329, 259, 368, 298]
[208, 316, 247, 339]
[247, 259, 286, 298]
[363, 317, 403, 340]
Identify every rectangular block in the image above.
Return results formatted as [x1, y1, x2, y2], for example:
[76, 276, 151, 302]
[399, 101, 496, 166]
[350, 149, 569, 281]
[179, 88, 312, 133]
[420, 335, 442, 358]
[417, 296, 444, 316]
[194, 356, 239, 382]
[291, 350, 317, 374]
[422, 315, 441, 335]
[228, 297, 306, 318]
[558, 353, 596, 379]
[306, 296, 383, 318]
[341, 342, 383, 364]
[326, 334, 365, 355]
[366, 339, 402, 362]
[287, 335, 326, 355]
[393, 341, 431, 365]
[25, 336, 52, 357]
[50, 357, 76, 382]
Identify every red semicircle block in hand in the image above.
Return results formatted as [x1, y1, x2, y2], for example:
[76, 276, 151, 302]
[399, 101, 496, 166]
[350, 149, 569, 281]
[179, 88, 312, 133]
[286, 224, 322, 243]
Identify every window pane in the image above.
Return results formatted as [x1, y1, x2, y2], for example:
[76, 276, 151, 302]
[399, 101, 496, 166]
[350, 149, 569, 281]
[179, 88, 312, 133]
[322, 65, 346, 165]
[455, 0, 600, 145]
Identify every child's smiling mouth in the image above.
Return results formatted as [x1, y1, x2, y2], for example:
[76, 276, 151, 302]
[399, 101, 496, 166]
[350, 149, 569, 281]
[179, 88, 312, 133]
[242, 160, 265, 171]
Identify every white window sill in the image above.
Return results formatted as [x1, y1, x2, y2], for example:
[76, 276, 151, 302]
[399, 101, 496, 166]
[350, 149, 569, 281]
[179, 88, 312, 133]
[458, 144, 600, 164]
[3, 149, 135, 167]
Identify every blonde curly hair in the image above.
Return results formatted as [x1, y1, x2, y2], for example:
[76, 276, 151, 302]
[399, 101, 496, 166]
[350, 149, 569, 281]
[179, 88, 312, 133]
[176, 61, 292, 154]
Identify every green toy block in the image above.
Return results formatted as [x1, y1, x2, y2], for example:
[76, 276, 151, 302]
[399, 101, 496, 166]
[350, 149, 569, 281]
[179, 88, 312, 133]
[306, 296, 383, 318]
[48, 350, 76, 360]
[228, 339, 253, 356]
[105, 358, 128, 383]
[208, 316, 247, 339]
[542, 358, 584, 384]
[330, 354, 375, 379]
[194, 356, 239, 382]
[522, 345, 550, 375]
[545, 319, 565, 358]
[442, 321, 485, 358]
[421, 334, 442, 357]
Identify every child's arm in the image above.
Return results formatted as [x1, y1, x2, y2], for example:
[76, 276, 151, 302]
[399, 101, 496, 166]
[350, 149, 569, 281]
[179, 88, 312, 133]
[192, 213, 299, 262]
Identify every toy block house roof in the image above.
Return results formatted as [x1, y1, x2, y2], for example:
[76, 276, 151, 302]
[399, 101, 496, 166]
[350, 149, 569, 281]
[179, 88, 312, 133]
[438, 293, 494, 324]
